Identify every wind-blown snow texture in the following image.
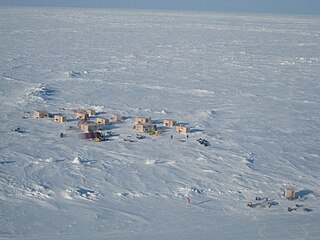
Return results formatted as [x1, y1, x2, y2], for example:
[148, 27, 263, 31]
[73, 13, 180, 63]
[0, 7, 319, 240]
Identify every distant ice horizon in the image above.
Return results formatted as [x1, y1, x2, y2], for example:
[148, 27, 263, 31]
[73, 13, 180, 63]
[0, 0, 320, 16]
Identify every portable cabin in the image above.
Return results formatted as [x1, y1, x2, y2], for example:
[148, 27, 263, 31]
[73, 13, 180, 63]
[284, 188, 296, 200]
[111, 113, 122, 122]
[34, 110, 49, 119]
[96, 117, 109, 125]
[135, 117, 151, 125]
[134, 124, 148, 133]
[76, 111, 89, 120]
[53, 114, 66, 123]
[134, 124, 156, 133]
[176, 125, 190, 134]
[163, 119, 176, 127]
[80, 122, 99, 132]
[86, 109, 96, 116]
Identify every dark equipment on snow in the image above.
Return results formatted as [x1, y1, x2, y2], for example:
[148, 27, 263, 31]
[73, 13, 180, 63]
[197, 138, 210, 146]
[81, 131, 102, 140]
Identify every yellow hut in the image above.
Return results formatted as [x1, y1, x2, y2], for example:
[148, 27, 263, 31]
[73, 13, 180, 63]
[96, 117, 109, 125]
[134, 124, 156, 133]
[135, 117, 151, 125]
[284, 188, 296, 200]
[86, 109, 96, 116]
[34, 111, 49, 119]
[163, 119, 176, 127]
[76, 111, 89, 120]
[176, 125, 190, 134]
[80, 122, 99, 132]
[54, 114, 66, 123]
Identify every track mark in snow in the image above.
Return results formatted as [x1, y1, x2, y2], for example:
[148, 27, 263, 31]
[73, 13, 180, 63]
[26, 83, 55, 103]
[145, 158, 176, 165]
[130, 83, 215, 97]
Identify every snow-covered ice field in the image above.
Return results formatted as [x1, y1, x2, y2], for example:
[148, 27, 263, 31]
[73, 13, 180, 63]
[0, 7, 320, 239]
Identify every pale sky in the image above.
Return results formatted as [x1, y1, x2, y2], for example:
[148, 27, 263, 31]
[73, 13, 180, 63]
[0, 0, 319, 15]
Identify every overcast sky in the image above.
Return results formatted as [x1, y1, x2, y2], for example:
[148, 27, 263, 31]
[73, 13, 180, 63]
[0, 0, 320, 15]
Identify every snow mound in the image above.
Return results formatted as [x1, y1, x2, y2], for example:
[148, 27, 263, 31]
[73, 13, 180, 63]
[67, 70, 88, 78]
[115, 191, 148, 198]
[71, 156, 81, 164]
[27, 83, 54, 102]
[63, 188, 102, 201]
[243, 153, 255, 168]
[16, 183, 54, 200]
[145, 158, 156, 165]
[196, 109, 216, 118]
[90, 105, 105, 112]
[192, 89, 215, 96]
[177, 187, 206, 197]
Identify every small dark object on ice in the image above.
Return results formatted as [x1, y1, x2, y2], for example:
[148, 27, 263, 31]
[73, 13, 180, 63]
[136, 134, 145, 139]
[255, 197, 266, 201]
[191, 187, 203, 194]
[13, 127, 26, 133]
[60, 133, 64, 138]
[197, 138, 210, 146]
[288, 207, 294, 212]
[303, 208, 312, 212]
[123, 138, 135, 142]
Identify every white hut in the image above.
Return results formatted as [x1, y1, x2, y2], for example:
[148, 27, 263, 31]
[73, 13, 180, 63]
[111, 113, 122, 121]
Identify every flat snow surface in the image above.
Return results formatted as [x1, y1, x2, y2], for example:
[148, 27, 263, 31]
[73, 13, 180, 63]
[0, 7, 320, 240]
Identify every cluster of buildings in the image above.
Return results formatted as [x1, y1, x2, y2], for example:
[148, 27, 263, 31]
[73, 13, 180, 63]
[33, 109, 191, 140]
[34, 109, 121, 132]
[133, 117, 190, 135]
